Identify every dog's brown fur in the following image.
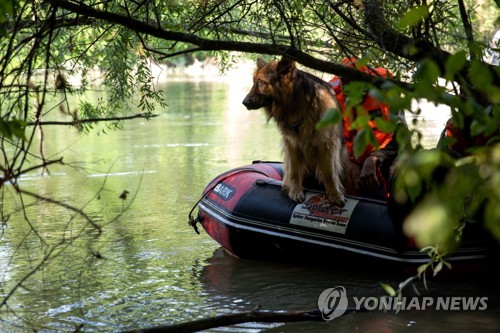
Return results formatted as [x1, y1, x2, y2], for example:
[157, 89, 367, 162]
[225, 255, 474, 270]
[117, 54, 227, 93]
[242, 57, 346, 205]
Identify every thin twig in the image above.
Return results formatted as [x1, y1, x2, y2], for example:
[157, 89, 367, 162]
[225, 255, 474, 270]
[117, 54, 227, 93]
[16, 188, 102, 234]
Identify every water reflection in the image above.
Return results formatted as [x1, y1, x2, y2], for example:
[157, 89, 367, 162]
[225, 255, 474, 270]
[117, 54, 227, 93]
[201, 249, 500, 333]
[0, 79, 498, 333]
[1, 79, 283, 332]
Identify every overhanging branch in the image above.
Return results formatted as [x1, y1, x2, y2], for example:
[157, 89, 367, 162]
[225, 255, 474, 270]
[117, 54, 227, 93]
[50, 0, 412, 91]
[361, 0, 499, 86]
[50, 0, 498, 99]
[362, 0, 447, 64]
[119, 308, 362, 333]
[26, 112, 158, 126]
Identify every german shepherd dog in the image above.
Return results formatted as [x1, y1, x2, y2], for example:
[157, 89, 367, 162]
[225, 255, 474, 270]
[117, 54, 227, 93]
[242, 57, 345, 206]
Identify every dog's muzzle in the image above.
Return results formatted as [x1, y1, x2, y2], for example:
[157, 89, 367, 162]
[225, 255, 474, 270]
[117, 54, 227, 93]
[242, 95, 272, 110]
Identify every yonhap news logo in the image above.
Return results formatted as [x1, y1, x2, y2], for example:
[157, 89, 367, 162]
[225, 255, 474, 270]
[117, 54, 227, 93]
[318, 286, 488, 321]
[317, 286, 348, 320]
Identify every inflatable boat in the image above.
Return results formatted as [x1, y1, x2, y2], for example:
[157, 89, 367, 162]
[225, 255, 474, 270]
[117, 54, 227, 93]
[192, 161, 491, 268]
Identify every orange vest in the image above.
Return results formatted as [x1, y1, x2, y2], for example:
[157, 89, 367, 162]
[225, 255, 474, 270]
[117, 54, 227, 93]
[330, 67, 393, 164]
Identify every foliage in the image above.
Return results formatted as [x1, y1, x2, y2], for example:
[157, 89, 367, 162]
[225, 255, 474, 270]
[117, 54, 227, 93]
[0, 0, 499, 319]
[380, 245, 452, 313]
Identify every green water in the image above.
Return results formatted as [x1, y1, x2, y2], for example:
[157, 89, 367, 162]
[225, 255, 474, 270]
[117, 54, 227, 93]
[1, 80, 499, 332]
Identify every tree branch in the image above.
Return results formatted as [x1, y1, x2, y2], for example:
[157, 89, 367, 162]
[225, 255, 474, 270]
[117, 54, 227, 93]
[361, 0, 499, 89]
[17, 187, 102, 234]
[362, 0, 445, 62]
[49, 0, 413, 91]
[119, 308, 360, 333]
[457, 0, 476, 59]
[26, 112, 158, 126]
[47, 0, 499, 100]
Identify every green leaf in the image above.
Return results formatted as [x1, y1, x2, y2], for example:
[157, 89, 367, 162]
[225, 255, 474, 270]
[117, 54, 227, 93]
[468, 60, 493, 91]
[374, 117, 397, 133]
[486, 135, 500, 145]
[422, 269, 428, 290]
[353, 128, 368, 158]
[445, 51, 467, 81]
[0, 119, 12, 139]
[417, 263, 428, 277]
[403, 195, 460, 253]
[419, 246, 434, 253]
[356, 56, 370, 69]
[0, 0, 15, 23]
[433, 261, 443, 276]
[344, 82, 369, 109]
[0, 118, 26, 141]
[451, 111, 464, 130]
[9, 119, 27, 140]
[488, 87, 500, 104]
[396, 5, 430, 30]
[414, 59, 440, 84]
[470, 119, 485, 137]
[353, 126, 378, 159]
[469, 41, 484, 61]
[380, 283, 397, 296]
[437, 136, 457, 150]
[316, 107, 342, 129]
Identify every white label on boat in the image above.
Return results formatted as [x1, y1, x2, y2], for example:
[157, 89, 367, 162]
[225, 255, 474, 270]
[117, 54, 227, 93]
[290, 193, 359, 234]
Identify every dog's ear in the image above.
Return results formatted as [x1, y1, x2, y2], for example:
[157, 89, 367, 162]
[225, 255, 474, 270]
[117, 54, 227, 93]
[277, 57, 296, 76]
[256, 58, 267, 69]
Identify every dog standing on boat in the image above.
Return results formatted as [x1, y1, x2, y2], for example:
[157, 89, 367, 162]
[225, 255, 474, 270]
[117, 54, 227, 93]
[242, 57, 345, 206]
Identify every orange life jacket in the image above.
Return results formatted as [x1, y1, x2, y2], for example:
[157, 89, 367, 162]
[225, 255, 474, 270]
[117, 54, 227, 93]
[330, 67, 394, 164]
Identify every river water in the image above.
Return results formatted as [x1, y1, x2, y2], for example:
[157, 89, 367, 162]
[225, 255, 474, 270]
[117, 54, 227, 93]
[1, 72, 499, 332]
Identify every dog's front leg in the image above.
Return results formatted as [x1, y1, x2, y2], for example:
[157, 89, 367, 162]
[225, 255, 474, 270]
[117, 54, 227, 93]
[282, 141, 305, 202]
[317, 148, 345, 206]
